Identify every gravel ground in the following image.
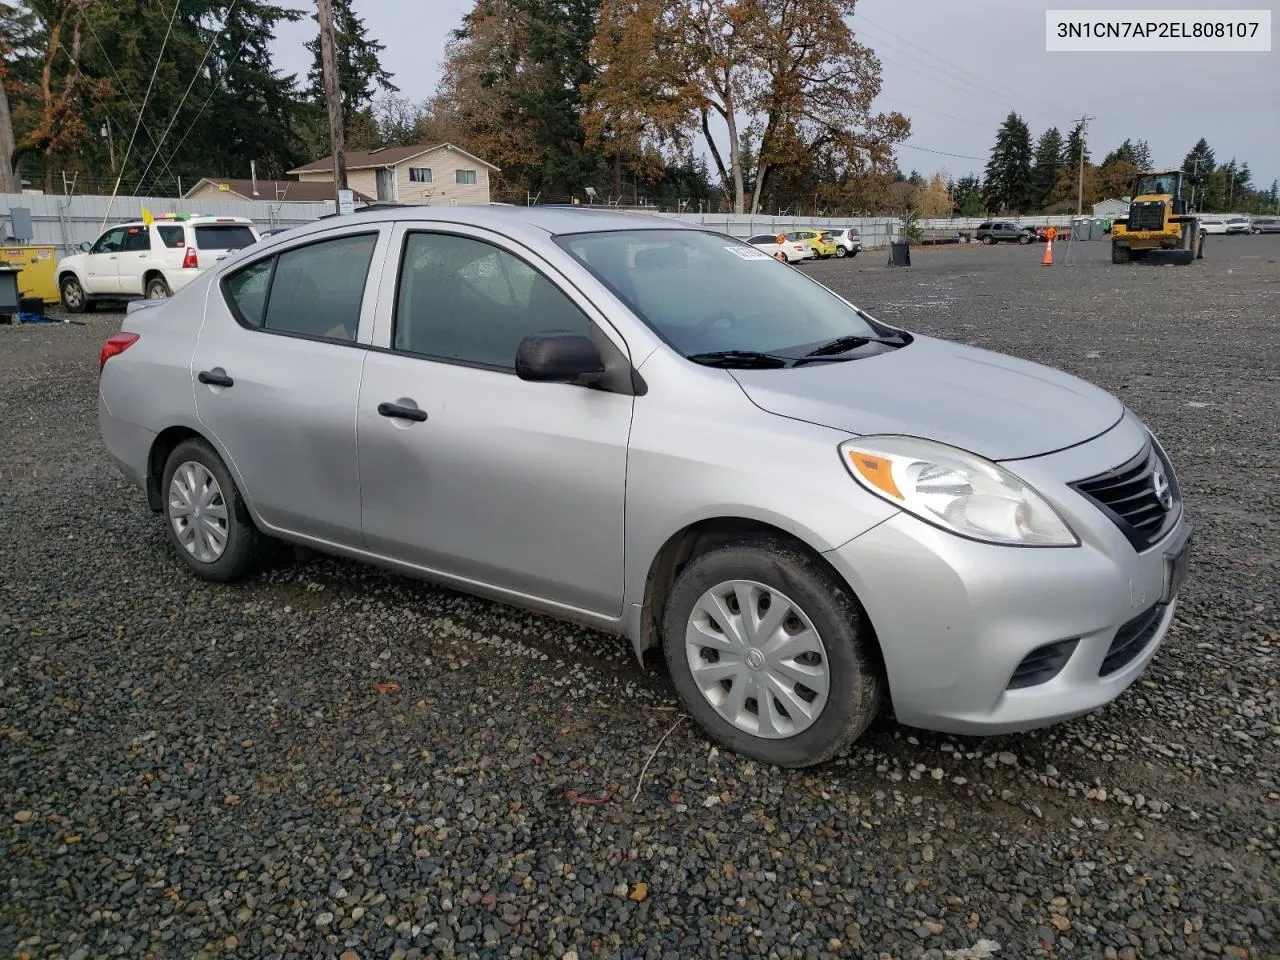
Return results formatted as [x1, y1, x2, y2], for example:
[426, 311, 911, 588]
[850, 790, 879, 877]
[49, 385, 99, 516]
[2, 233, 1277, 960]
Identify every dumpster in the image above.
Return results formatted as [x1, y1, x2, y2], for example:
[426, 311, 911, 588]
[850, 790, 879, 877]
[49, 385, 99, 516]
[1, 245, 60, 303]
[887, 240, 911, 267]
[0, 265, 20, 317]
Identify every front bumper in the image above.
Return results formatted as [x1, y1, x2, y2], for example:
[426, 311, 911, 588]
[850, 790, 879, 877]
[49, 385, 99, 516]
[823, 413, 1191, 735]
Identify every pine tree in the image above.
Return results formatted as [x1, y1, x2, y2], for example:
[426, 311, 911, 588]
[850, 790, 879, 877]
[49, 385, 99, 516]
[305, 0, 397, 118]
[981, 111, 1033, 213]
[1131, 139, 1151, 171]
[1030, 127, 1062, 210]
[1182, 138, 1216, 210]
[951, 173, 982, 216]
[1061, 120, 1090, 172]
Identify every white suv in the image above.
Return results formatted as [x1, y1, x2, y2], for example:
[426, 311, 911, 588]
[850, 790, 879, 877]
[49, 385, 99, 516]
[58, 215, 260, 312]
[823, 227, 862, 258]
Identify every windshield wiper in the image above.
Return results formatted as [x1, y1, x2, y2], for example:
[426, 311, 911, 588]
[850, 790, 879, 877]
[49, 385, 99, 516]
[801, 333, 906, 357]
[686, 350, 790, 368]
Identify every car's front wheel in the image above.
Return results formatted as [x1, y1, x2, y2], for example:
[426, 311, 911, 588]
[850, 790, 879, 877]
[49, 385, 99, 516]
[1018, 233, 1031, 244]
[982, 235, 994, 245]
[662, 535, 885, 768]
[161, 438, 262, 582]
[60, 276, 88, 313]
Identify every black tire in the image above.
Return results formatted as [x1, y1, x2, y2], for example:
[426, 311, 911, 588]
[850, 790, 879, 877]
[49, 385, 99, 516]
[145, 274, 172, 299]
[834, 245, 847, 258]
[160, 437, 262, 582]
[1196, 235, 1205, 259]
[1018, 233, 1031, 245]
[661, 535, 885, 768]
[60, 276, 88, 314]
[981, 235, 994, 245]
[1111, 240, 1131, 264]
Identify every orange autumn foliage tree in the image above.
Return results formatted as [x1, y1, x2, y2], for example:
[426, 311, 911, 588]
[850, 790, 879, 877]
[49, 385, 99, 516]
[584, 0, 908, 214]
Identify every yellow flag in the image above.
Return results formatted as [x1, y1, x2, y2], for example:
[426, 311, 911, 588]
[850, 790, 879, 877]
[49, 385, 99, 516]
[140, 206, 155, 226]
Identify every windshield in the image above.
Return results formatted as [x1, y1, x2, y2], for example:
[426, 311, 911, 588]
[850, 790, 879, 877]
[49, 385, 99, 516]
[554, 228, 885, 356]
[1133, 173, 1178, 197]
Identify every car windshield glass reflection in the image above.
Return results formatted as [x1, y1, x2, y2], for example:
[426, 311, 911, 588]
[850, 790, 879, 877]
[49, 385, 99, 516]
[555, 229, 889, 358]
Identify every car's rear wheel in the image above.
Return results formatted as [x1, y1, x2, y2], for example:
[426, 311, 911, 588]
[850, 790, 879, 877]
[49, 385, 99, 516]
[834, 245, 847, 258]
[161, 438, 261, 582]
[60, 276, 87, 313]
[662, 535, 884, 768]
[145, 275, 172, 299]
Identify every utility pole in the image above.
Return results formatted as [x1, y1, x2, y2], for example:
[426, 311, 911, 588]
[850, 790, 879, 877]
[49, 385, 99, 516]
[1074, 115, 1094, 217]
[316, 0, 347, 206]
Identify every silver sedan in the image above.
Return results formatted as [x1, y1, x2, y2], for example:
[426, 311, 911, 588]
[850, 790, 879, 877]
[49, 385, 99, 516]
[98, 206, 1192, 768]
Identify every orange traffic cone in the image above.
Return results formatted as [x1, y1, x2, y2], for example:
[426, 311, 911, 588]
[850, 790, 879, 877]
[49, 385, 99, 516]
[1041, 237, 1053, 266]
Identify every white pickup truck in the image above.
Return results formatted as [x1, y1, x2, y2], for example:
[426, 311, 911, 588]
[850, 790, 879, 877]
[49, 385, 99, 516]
[57, 215, 260, 312]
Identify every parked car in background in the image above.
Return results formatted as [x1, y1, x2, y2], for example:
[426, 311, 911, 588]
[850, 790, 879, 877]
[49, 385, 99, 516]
[1225, 216, 1251, 235]
[98, 205, 1193, 768]
[59, 215, 259, 312]
[975, 220, 1035, 244]
[1251, 216, 1280, 234]
[1196, 217, 1228, 235]
[821, 227, 862, 258]
[787, 229, 838, 259]
[747, 233, 813, 263]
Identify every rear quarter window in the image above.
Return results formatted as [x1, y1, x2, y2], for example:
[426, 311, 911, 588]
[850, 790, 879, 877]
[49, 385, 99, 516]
[157, 225, 186, 249]
[194, 224, 257, 250]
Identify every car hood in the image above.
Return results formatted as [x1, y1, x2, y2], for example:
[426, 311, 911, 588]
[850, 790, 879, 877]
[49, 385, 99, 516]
[729, 334, 1124, 461]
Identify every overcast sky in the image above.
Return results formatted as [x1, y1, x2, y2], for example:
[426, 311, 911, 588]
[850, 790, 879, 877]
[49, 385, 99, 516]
[270, 0, 1279, 190]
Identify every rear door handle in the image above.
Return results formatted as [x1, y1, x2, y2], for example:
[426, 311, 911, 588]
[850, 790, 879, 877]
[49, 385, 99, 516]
[198, 370, 234, 388]
[377, 401, 427, 422]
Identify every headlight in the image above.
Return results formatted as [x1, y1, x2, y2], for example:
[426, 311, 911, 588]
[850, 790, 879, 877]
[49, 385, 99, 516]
[838, 436, 1079, 547]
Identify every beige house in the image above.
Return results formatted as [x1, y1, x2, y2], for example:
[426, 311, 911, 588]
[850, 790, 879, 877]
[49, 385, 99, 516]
[183, 178, 374, 204]
[286, 143, 499, 206]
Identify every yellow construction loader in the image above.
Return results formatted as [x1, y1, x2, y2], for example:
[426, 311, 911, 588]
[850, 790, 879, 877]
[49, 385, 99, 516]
[1111, 169, 1205, 265]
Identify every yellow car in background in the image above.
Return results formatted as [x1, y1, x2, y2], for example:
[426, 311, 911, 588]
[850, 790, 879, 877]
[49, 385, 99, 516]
[787, 229, 837, 259]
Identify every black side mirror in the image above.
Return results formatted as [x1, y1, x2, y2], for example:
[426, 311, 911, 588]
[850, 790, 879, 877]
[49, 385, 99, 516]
[515, 331, 606, 384]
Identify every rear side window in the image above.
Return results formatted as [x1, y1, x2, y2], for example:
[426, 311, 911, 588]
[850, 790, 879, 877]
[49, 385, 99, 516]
[122, 226, 151, 252]
[224, 259, 274, 328]
[195, 224, 257, 250]
[157, 225, 186, 248]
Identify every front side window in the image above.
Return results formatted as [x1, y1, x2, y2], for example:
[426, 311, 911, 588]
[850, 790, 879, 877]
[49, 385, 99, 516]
[222, 232, 378, 342]
[393, 232, 590, 368]
[455, 169, 477, 185]
[555, 228, 884, 358]
[91, 228, 127, 254]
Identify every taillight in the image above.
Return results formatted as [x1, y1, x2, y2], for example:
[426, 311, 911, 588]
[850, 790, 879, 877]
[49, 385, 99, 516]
[100, 332, 139, 374]
[182, 247, 199, 269]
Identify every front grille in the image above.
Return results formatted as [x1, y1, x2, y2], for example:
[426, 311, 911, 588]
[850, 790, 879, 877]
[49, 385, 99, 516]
[1100, 604, 1165, 676]
[1008, 638, 1079, 690]
[1070, 439, 1181, 551]
[1127, 201, 1166, 231]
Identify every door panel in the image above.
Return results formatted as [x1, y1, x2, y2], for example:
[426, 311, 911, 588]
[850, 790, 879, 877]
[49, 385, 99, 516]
[118, 224, 152, 294]
[190, 228, 388, 546]
[357, 356, 632, 615]
[85, 227, 126, 293]
[356, 228, 633, 616]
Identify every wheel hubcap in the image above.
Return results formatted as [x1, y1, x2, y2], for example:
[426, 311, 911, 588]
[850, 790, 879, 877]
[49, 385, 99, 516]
[168, 461, 229, 563]
[684, 579, 830, 740]
[65, 285, 81, 306]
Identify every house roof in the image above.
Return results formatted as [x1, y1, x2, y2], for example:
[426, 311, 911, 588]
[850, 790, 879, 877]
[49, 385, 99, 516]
[286, 142, 501, 176]
[184, 178, 374, 203]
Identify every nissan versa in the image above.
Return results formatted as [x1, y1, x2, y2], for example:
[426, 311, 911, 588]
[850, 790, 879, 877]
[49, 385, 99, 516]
[97, 206, 1192, 768]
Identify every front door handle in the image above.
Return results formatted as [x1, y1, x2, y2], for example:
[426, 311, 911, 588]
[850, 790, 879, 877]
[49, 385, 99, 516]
[198, 370, 234, 388]
[377, 401, 427, 422]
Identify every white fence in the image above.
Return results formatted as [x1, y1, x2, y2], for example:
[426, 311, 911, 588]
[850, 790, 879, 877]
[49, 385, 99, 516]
[0, 192, 335, 256]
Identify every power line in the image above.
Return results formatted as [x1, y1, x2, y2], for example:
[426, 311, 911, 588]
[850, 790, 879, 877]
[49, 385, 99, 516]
[899, 141, 984, 162]
[102, 0, 183, 228]
[853, 13, 1075, 117]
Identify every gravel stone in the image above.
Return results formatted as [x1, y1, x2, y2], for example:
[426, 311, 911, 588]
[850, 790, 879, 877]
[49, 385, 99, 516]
[1, 237, 1276, 958]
